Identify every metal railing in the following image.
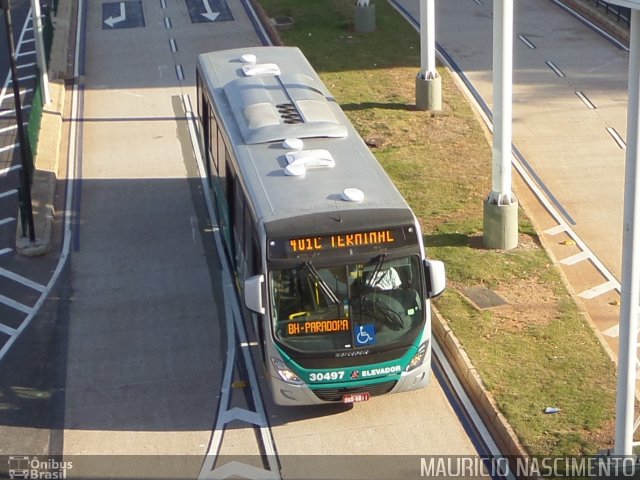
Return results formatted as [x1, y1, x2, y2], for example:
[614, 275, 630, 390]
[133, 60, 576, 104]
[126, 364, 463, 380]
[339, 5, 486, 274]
[592, 0, 631, 26]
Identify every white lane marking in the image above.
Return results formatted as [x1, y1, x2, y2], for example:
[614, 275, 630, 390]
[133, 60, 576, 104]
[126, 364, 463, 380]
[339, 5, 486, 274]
[544, 224, 567, 236]
[546, 60, 566, 78]
[604, 324, 619, 338]
[0, 165, 21, 175]
[203, 462, 278, 480]
[560, 252, 591, 265]
[0, 294, 33, 314]
[164, 17, 172, 29]
[176, 65, 184, 81]
[0, 125, 18, 134]
[169, 38, 177, 53]
[560, 251, 590, 265]
[0, 267, 46, 292]
[579, 280, 618, 299]
[0, 189, 18, 200]
[0, 144, 19, 154]
[575, 91, 596, 109]
[3, 104, 32, 115]
[0, 248, 12, 256]
[0, 218, 16, 227]
[518, 34, 536, 49]
[0, 88, 33, 100]
[607, 127, 627, 149]
[0, 323, 17, 336]
[103, 2, 127, 28]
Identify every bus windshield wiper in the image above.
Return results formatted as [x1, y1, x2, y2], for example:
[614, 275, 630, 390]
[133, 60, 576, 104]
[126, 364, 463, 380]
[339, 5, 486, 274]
[368, 254, 387, 289]
[304, 262, 339, 304]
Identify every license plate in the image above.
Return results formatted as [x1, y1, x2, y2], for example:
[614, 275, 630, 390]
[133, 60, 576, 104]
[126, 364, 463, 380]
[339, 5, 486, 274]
[342, 392, 370, 403]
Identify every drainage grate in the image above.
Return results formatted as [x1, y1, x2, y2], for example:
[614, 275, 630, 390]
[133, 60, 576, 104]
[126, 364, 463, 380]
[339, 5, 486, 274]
[462, 286, 509, 310]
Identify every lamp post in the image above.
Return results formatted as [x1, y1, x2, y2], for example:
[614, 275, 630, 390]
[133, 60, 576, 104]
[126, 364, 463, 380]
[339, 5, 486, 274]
[602, 0, 640, 458]
[482, 0, 518, 250]
[415, 0, 441, 111]
[1, 0, 36, 244]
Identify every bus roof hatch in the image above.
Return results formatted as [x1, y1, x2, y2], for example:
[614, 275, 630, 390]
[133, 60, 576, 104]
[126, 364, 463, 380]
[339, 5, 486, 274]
[223, 73, 348, 144]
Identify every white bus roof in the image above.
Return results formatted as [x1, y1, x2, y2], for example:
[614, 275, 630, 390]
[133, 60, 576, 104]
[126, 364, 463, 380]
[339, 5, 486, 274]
[196, 46, 414, 227]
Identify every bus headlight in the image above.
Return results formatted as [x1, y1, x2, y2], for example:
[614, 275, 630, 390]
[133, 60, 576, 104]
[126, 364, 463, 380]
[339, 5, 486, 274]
[406, 342, 428, 372]
[271, 357, 304, 385]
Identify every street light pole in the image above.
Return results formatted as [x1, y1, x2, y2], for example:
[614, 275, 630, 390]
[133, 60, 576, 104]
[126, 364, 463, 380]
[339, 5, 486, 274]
[482, 0, 518, 250]
[596, 0, 640, 458]
[1, 0, 36, 244]
[415, 0, 442, 111]
[615, 5, 640, 458]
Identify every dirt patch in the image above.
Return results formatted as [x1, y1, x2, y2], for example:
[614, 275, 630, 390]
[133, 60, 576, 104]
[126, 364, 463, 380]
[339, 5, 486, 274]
[492, 291, 560, 330]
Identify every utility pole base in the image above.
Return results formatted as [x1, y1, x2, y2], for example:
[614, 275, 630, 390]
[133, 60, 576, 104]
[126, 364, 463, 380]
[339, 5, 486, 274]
[483, 198, 519, 250]
[355, 5, 375, 33]
[415, 73, 442, 111]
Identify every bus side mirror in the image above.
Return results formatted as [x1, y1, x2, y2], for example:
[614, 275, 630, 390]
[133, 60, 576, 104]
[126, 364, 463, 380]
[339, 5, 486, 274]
[244, 274, 266, 315]
[424, 259, 446, 298]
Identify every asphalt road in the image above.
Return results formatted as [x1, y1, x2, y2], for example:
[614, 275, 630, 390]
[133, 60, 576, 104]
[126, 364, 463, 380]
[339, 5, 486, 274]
[53, 0, 482, 478]
[5, 0, 631, 477]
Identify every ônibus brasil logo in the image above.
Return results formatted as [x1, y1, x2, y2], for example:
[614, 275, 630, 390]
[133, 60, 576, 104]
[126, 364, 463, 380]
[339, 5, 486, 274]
[8, 456, 73, 479]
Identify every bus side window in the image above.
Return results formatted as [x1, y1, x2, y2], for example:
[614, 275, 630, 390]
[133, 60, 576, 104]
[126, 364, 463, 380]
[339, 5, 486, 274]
[226, 161, 235, 265]
[250, 224, 260, 277]
[244, 206, 256, 275]
[217, 130, 226, 187]
[234, 176, 245, 273]
[209, 119, 218, 180]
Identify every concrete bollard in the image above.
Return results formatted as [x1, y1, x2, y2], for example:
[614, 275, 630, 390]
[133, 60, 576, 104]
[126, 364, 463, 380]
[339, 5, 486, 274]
[415, 73, 442, 111]
[355, 4, 375, 33]
[482, 198, 519, 250]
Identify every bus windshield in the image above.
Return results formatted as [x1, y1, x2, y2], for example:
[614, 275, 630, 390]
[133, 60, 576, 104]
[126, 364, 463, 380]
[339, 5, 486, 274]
[269, 255, 425, 354]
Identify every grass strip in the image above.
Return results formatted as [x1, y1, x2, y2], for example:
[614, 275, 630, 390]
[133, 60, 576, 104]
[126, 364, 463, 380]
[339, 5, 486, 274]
[257, 0, 617, 457]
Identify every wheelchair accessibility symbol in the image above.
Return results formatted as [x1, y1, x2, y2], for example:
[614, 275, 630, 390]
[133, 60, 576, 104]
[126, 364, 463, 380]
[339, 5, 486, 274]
[355, 324, 376, 346]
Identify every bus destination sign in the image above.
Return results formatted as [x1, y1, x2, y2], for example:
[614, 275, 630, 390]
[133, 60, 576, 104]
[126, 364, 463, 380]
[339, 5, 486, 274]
[290, 229, 396, 253]
[269, 227, 415, 259]
[286, 319, 350, 336]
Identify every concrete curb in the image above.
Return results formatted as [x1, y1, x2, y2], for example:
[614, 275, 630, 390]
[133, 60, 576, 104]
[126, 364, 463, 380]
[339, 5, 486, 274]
[15, 0, 72, 256]
[249, 0, 284, 46]
[432, 308, 530, 460]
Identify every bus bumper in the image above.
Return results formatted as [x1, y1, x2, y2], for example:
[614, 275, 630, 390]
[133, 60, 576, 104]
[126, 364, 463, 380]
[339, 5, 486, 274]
[270, 366, 431, 406]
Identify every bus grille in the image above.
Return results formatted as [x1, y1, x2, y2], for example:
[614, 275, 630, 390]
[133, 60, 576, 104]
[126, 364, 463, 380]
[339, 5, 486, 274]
[311, 380, 397, 402]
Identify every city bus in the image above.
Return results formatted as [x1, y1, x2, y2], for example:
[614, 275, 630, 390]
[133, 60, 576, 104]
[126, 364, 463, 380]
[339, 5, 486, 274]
[195, 46, 446, 405]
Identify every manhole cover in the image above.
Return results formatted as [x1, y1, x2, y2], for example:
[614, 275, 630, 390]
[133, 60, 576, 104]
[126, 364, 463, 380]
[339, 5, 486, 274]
[462, 286, 508, 310]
